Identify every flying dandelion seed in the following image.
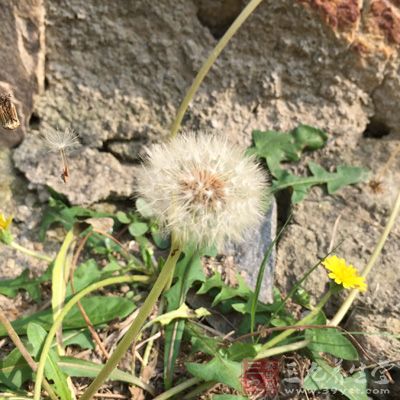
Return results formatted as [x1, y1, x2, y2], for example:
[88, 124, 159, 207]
[136, 133, 269, 249]
[43, 128, 79, 183]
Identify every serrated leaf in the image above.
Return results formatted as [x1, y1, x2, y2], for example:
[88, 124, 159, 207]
[248, 130, 298, 175]
[144, 304, 209, 329]
[303, 359, 368, 400]
[197, 271, 224, 295]
[0, 348, 32, 389]
[226, 342, 257, 361]
[128, 221, 148, 237]
[306, 328, 359, 361]
[27, 323, 73, 400]
[248, 125, 328, 176]
[39, 196, 112, 241]
[186, 357, 243, 391]
[190, 335, 222, 356]
[59, 357, 154, 395]
[212, 275, 252, 306]
[272, 162, 369, 203]
[0, 269, 46, 301]
[326, 165, 370, 193]
[292, 125, 327, 151]
[0, 296, 136, 337]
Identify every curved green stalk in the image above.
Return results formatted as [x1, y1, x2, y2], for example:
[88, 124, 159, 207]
[255, 339, 310, 360]
[80, 243, 182, 400]
[330, 187, 400, 326]
[10, 241, 53, 263]
[33, 274, 150, 400]
[169, 0, 264, 139]
[152, 377, 201, 400]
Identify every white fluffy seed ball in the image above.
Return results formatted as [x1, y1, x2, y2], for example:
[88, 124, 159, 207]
[136, 133, 270, 249]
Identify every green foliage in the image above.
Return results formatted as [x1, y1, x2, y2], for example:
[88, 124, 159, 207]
[164, 247, 206, 388]
[272, 162, 370, 203]
[0, 296, 136, 336]
[303, 359, 368, 400]
[0, 350, 152, 395]
[0, 348, 32, 389]
[59, 357, 154, 394]
[247, 124, 327, 175]
[0, 267, 51, 301]
[247, 125, 369, 203]
[62, 330, 94, 349]
[39, 195, 112, 241]
[27, 323, 73, 400]
[305, 328, 359, 361]
[186, 357, 243, 392]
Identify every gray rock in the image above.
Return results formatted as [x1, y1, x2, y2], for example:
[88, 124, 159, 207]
[13, 134, 138, 205]
[0, 0, 45, 147]
[225, 198, 277, 304]
[13, 0, 400, 204]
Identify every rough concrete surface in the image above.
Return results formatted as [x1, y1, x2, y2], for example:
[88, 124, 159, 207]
[0, 0, 45, 147]
[11, 0, 400, 204]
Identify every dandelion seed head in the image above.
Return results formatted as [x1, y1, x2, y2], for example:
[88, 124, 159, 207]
[43, 127, 79, 151]
[136, 133, 270, 248]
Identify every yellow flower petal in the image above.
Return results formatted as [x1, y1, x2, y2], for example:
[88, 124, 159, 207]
[323, 255, 366, 292]
[0, 213, 12, 230]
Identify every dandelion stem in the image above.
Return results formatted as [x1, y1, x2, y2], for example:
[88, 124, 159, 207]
[152, 378, 202, 400]
[169, 0, 264, 139]
[60, 149, 70, 183]
[330, 187, 400, 326]
[255, 339, 310, 360]
[80, 242, 182, 400]
[9, 241, 53, 263]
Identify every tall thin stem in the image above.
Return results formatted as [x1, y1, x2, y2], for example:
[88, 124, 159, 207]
[80, 242, 182, 400]
[152, 378, 201, 400]
[10, 241, 53, 263]
[169, 0, 264, 139]
[330, 187, 400, 326]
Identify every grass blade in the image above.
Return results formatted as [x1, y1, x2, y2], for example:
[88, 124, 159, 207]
[250, 214, 292, 335]
[52, 229, 76, 352]
[59, 357, 155, 396]
[27, 323, 73, 400]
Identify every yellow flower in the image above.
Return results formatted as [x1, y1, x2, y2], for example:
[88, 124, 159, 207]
[0, 213, 12, 231]
[322, 255, 367, 292]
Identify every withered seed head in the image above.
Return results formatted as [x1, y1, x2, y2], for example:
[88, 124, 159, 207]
[0, 94, 20, 130]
